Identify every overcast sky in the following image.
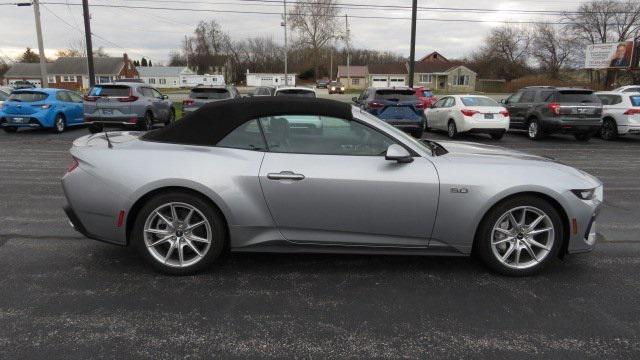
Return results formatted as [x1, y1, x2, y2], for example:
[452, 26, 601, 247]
[0, 0, 592, 64]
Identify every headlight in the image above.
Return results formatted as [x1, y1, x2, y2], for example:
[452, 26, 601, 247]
[37, 104, 51, 109]
[571, 188, 596, 200]
[331, 87, 335, 90]
[341, 87, 345, 90]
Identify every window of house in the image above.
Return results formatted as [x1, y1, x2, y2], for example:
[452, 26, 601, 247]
[456, 75, 469, 86]
[149, 78, 156, 84]
[62, 75, 76, 82]
[258, 116, 397, 156]
[159, 78, 167, 84]
[352, 78, 360, 85]
[419, 74, 433, 83]
[47, 76, 56, 83]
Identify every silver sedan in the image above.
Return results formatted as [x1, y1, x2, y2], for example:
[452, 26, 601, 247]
[62, 97, 602, 276]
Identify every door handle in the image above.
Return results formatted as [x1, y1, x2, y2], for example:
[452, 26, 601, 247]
[267, 171, 305, 181]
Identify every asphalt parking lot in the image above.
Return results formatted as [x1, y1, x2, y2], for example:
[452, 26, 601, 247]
[1, 126, 640, 358]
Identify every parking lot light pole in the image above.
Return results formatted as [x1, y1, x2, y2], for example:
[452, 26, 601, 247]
[408, 0, 417, 88]
[282, 0, 288, 86]
[18, 1, 49, 88]
[82, 0, 96, 88]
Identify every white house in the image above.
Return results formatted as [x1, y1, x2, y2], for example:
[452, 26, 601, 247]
[136, 66, 195, 88]
[246, 71, 296, 87]
[181, 74, 225, 88]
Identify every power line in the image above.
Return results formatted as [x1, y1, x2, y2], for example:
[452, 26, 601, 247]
[39, 2, 639, 26]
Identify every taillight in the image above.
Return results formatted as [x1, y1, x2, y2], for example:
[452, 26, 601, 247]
[415, 102, 425, 110]
[461, 109, 479, 117]
[500, 110, 509, 117]
[66, 157, 79, 173]
[84, 95, 98, 102]
[118, 88, 138, 102]
[623, 108, 640, 115]
[183, 99, 195, 106]
[368, 101, 384, 109]
[548, 102, 561, 115]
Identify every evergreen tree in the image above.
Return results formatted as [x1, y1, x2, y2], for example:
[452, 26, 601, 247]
[141, 57, 148, 67]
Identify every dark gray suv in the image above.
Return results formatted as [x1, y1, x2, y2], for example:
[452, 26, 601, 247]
[84, 82, 175, 133]
[503, 86, 602, 141]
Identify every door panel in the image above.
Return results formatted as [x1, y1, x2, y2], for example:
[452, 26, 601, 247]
[259, 153, 439, 246]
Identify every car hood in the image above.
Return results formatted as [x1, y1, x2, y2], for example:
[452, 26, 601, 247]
[438, 141, 552, 162]
[436, 140, 602, 188]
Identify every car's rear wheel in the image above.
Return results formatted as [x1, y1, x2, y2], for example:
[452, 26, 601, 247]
[53, 114, 66, 133]
[139, 111, 153, 131]
[447, 120, 458, 139]
[600, 118, 618, 140]
[88, 123, 103, 134]
[165, 108, 176, 126]
[527, 118, 544, 140]
[3, 126, 17, 133]
[475, 195, 563, 276]
[132, 192, 226, 275]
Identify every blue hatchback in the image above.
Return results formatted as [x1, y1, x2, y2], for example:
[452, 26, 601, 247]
[0, 88, 84, 133]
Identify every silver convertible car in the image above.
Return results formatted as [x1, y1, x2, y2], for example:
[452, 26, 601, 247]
[62, 97, 602, 276]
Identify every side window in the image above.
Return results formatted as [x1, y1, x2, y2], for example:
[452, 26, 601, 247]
[151, 89, 163, 99]
[56, 91, 72, 102]
[216, 119, 266, 151]
[506, 91, 523, 104]
[68, 91, 83, 103]
[259, 116, 397, 156]
[432, 98, 446, 108]
[520, 91, 536, 103]
[139, 88, 152, 97]
[611, 95, 622, 105]
[358, 90, 367, 101]
[538, 90, 554, 102]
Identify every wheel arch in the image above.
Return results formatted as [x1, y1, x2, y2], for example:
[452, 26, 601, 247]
[472, 191, 570, 258]
[125, 186, 230, 247]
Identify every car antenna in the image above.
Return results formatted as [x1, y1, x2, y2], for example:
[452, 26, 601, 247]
[104, 131, 113, 149]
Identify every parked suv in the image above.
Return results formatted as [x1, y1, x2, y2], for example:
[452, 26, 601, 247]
[84, 82, 175, 133]
[353, 87, 426, 138]
[596, 91, 640, 140]
[182, 85, 240, 116]
[502, 86, 602, 141]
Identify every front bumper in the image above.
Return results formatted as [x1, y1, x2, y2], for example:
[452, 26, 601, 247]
[564, 190, 603, 254]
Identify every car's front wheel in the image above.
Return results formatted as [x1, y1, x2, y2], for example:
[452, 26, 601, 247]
[132, 191, 226, 275]
[475, 195, 563, 276]
[165, 108, 176, 126]
[139, 111, 154, 131]
[53, 114, 66, 133]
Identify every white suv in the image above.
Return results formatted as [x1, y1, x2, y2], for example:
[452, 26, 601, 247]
[595, 91, 640, 140]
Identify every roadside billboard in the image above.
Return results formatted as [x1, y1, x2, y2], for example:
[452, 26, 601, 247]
[584, 41, 635, 69]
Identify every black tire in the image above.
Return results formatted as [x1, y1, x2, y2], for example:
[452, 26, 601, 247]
[527, 118, 544, 140]
[490, 132, 505, 140]
[475, 195, 564, 276]
[447, 120, 458, 139]
[52, 114, 66, 133]
[132, 191, 227, 275]
[574, 132, 592, 141]
[88, 123, 103, 134]
[3, 126, 17, 133]
[139, 111, 153, 131]
[600, 118, 618, 140]
[165, 108, 176, 126]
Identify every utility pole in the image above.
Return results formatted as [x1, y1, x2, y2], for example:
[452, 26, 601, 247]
[345, 14, 350, 89]
[329, 46, 333, 81]
[82, 0, 96, 87]
[282, 0, 288, 86]
[408, 0, 417, 88]
[31, 0, 48, 88]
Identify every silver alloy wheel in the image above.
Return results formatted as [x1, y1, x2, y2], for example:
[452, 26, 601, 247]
[55, 117, 65, 132]
[448, 122, 456, 137]
[490, 206, 555, 269]
[528, 121, 538, 138]
[143, 202, 212, 268]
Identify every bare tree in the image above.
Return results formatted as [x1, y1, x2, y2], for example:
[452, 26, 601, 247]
[465, 25, 532, 81]
[289, 0, 341, 79]
[531, 24, 580, 78]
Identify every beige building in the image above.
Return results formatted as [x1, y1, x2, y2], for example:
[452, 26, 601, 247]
[412, 52, 477, 92]
[337, 65, 368, 89]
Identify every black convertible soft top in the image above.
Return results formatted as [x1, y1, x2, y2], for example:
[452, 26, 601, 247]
[142, 96, 353, 146]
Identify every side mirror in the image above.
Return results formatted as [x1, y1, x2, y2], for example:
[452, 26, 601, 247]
[500, 99, 506, 104]
[162, 95, 169, 100]
[385, 144, 413, 163]
[352, 97, 358, 103]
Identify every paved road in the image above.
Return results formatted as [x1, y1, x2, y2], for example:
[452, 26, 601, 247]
[1, 126, 639, 358]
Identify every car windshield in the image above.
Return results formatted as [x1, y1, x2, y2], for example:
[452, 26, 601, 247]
[89, 85, 130, 97]
[190, 88, 231, 99]
[375, 90, 415, 101]
[329, 82, 341, 86]
[275, 89, 315, 97]
[631, 96, 640, 107]
[8, 91, 48, 102]
[460, 97, 499, 106]
[557, 91, 599, 103]
[354, 107, 438, 156]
